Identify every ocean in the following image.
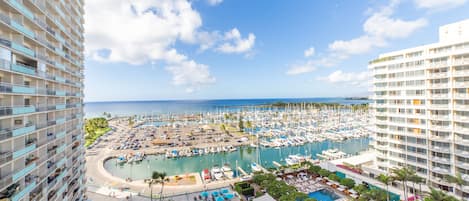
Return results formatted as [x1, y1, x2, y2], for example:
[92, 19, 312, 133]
[84, 98, 370, 118]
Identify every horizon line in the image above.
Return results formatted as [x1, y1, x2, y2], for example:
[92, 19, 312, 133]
[84, 96, 370, 104]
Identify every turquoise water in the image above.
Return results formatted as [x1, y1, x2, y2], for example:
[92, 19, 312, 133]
[85, 98, 370, 118]
[308, 189, 340, 201]
[104, 137, 370, 180]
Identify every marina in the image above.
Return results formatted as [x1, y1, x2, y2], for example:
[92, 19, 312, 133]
[103, 137, 370, 180]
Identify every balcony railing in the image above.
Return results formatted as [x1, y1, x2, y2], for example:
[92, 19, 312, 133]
[453, 59, 469, 66]
[455, 93, 469, 99]
[429, 145, 451, 153]
[10, 181, 36, 201]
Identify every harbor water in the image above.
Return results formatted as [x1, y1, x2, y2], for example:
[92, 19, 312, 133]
[104, 137, 370, 180]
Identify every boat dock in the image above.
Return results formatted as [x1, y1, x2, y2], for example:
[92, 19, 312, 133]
[272, 161, 282, 168]
[258, 164, 269, 173]
[237, 167, 248, 176]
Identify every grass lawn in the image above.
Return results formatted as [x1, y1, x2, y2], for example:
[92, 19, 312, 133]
[85, 127, 111, 147]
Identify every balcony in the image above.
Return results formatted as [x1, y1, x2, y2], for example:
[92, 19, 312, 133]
[453, 59, 469, 66]
[429, 93, 448, 99]
[428, 83, 449, 88]
[10, 21, 35, 39]
[431, 156, 451, 164]
[454, 81, 469, 87]
[429, 145, 451, 153]
[12, 124, 36, 137]
[430, 115, 450, 121]
[455, 93, 469, 99]
[11, 42, 35, 57]
[10, 181, 36, 201]
[455, 149, 469, 157]
[8, 0, 34, 20]
[55, 104, 66, 110]
[56, 131, 66, 138]
[13, 143, 36, 159]
[12, 105, 36, 115]
[454, 115, 469, 122]
[428, 72, 449, 78]
[456, 161, 469, 170]
[453, 70, 469, 76]
[56, 158, 66, 167]
[432, 166, 451, 174]
[12, 163, 36, 181]
[54, 76, 66, 83]
[11, 63, 36, 75]
[56, 144, 66, 154]
[0, 151, 12, 164]
[55, 90, 66, 96]
[428, 104, 449, 109]
[428, 62, 448, 68]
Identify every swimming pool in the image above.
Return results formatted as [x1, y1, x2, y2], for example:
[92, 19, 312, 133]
[308, 189, 340, 201]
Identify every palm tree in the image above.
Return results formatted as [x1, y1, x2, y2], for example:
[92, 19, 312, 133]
[444, 173, 465, 201]
[145, 171, 160, 201]
[155, 172, 169, 201]
[409, 175, 424, 201]
[377, 174, 393, 201]
[391, 167, 414, 201]
[424, 188, 458, 201]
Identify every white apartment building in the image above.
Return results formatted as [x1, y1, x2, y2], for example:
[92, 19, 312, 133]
[0, 0, 85, 200]
[370, 19, 469, 198]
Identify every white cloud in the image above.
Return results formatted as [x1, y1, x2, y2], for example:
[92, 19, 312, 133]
[287, 0, 428, 76]
[329, 3, 427, 57]
[216, 28, 256, 54]
[317, 70, 370, 86]
[363, 11, 427, 39]
[165, 59, 216, 93]
[286, 61, 316, 75]
[85, 0, 254, 92]
[304, 47, 315, 57]
[329, 35, 386, 55]
[414, 0, 467, 9]
[207, 0, 223, 6]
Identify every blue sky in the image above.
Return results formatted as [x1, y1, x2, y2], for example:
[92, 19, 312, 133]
[84, 0, 469, 102]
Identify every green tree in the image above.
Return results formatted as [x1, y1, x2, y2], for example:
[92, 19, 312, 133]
[153, 171, 169, 201]
[424, 188, 459, 201]
[328, 174, 340, 182]
[359, 189, 387, 201]
[318, 169, 331, 177]
[409, 174, 424, 201]
[238, 118, 244, 131]
[308, 165, 321, 176]
[391, 167, 415, 201]
[444, 173, 465, 201]
[377, 174, 394, 201]
[220, 124, 226, 132]
[339, 178, 355, 189]
[145, 171, 160, 201]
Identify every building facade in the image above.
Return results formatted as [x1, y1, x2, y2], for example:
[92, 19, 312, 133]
[0, 0, 85, 200]
[370, 19, 469, 198]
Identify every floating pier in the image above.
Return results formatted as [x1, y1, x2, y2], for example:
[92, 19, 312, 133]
[237, 167, 248, 176]
[272, 161, 282, 168]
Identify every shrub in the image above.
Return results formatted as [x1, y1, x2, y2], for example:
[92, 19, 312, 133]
[328, 174, 340, 182]
[318, 169, 331, 177]
[240, 187, 255, 196]
[308, 165, 321, 174]
[339, 178, 356, 189]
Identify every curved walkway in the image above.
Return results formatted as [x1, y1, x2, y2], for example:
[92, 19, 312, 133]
[86, 147, 240, 197]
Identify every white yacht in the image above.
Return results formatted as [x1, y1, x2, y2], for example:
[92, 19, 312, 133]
[222, 164, 234, 179]
[211, 165, 224, 180]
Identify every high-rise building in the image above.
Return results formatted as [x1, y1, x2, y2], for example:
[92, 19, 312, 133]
[370, 19, 469, 198]
[0, 0, 85, 200]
